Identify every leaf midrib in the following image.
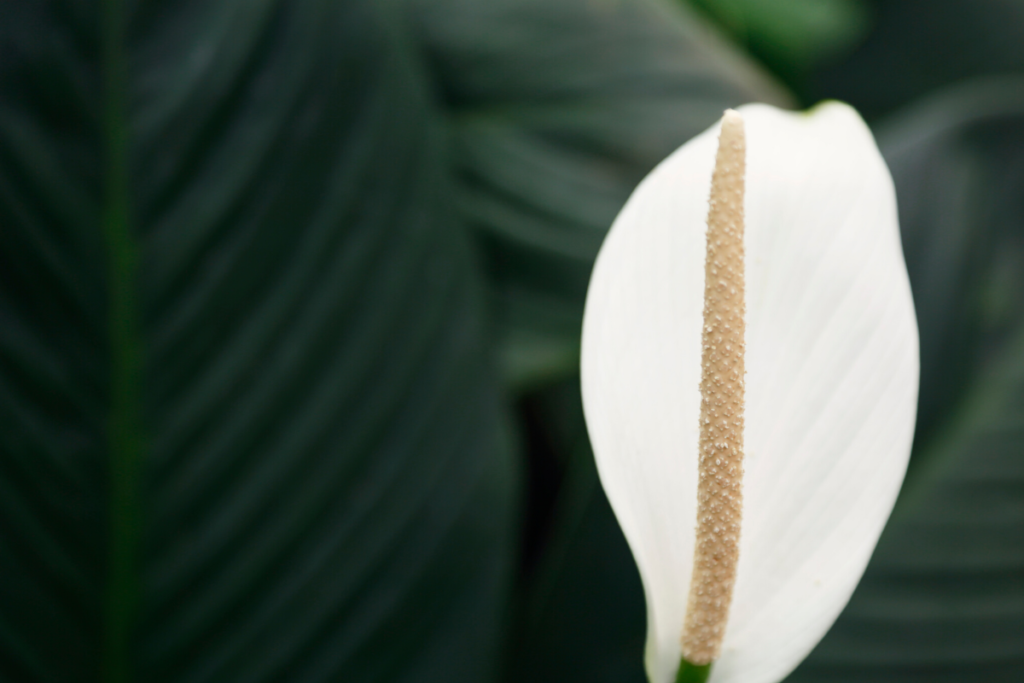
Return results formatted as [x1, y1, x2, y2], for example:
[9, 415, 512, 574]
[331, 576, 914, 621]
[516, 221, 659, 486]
[101, 0, 142, 681]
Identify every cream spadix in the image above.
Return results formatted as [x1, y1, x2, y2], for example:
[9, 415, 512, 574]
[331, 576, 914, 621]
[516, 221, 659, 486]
[580, 102, 919, 683]
[683, 109, 746, 669]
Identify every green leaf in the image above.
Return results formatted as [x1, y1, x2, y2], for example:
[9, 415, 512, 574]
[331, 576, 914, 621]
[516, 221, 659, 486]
[809, 0, 1024, 120]
[684, 0, 871, 79]
[0, 0, 787, 681]
[786, 77, 1024, 682]
[1, 2, 517, 681]
[505, 381, 648, 683]
[416, 0, 791, 392]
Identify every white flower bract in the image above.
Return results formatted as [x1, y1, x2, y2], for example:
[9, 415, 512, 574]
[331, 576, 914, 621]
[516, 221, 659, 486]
[580, 102, 919, 683]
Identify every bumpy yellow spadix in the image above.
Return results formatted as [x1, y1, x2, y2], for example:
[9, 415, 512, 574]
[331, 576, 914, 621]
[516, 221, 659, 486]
[683, 109, 746, 666]
[580, 103, 919, 683]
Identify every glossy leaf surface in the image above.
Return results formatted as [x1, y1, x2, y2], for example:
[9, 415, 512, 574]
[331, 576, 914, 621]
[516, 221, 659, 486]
[0, 0, 782, 681]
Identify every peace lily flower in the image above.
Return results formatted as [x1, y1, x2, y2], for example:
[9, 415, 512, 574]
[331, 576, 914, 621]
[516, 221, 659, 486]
[580, 103, 919, 683]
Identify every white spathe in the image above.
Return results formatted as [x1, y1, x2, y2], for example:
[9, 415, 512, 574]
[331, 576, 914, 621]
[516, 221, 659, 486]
[580, 102, 919, 683]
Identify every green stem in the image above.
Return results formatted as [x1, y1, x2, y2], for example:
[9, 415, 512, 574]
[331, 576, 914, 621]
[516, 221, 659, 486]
[101, 0, 140, 681]
[675, 657, 712, 683]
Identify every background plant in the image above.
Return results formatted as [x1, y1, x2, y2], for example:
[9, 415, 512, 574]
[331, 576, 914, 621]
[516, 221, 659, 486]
[1, 0, 1022, 681]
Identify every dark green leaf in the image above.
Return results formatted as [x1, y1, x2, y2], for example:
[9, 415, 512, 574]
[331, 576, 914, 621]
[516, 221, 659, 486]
[505, 381, 647, 683]
[1, 2, 516, 681]
[809, 0, 1024, 120]
[787, 77, 1024, 683]
[684, 0, 871, 81]
[416, 0, 791, 391]
[0, 0, 787, 681]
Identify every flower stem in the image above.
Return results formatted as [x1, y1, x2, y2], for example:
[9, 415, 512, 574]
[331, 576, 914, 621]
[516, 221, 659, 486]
[675, 657, 712, 683]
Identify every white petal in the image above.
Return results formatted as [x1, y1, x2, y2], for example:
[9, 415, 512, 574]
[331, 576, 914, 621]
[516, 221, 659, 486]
[580, 102, 919, 683]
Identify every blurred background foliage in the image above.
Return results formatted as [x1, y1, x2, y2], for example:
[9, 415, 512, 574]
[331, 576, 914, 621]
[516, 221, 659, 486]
[0, 0, 1022, 681]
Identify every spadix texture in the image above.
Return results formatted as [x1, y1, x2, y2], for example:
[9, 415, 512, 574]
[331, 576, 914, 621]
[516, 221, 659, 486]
[580, 103, 919, 683]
